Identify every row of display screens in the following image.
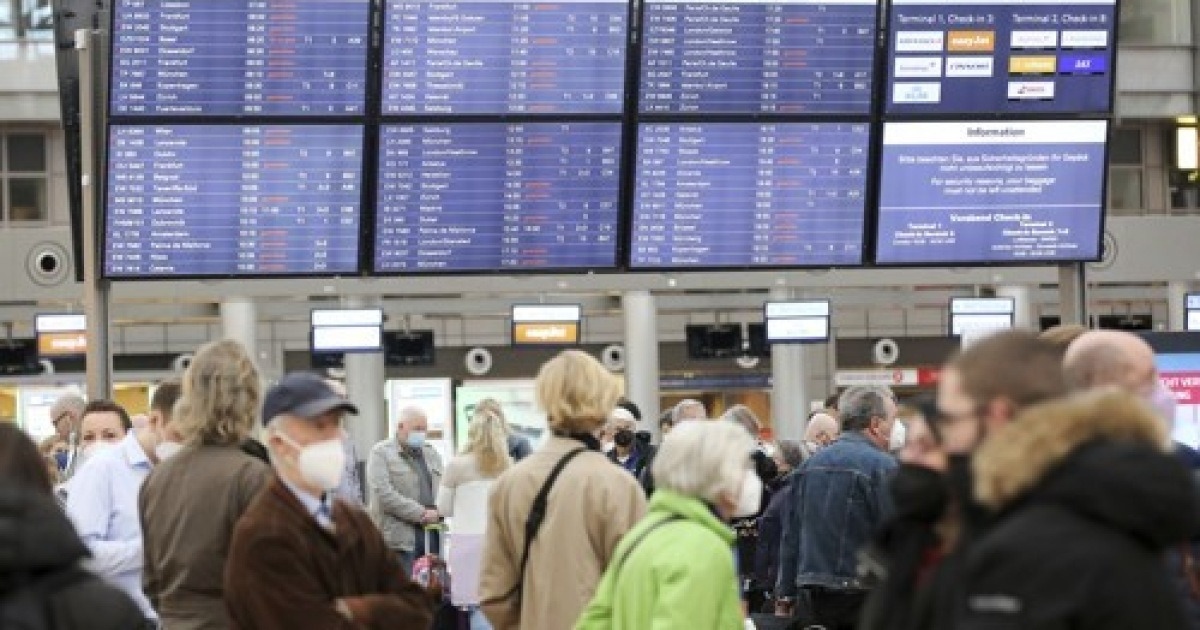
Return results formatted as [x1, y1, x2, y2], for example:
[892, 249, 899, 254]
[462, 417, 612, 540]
[109, 0, 1118, 118]
[104, 119, 1108, 277]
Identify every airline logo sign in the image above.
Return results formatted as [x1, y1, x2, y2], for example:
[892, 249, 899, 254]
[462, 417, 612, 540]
[947, 31, 995, 53]
[513, 322, 579, 345]
[38, 332, 87, 356]
[895, 31, 944, 52]
[893, 82, 942, 104]
[1009, 56, 1057, 75]
[945, 57, 994, 78]
[835, 369, 919, 388]
[1007, 81, 1056, 100]
[894, 56, 943, 78]
[1062, 30, 1108, 48]
[1011, 31, 1058, 49]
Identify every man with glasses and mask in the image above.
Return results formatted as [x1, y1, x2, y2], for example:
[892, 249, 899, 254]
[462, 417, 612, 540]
[875, 330, 1067, 630]
[226, 372, 436, 629]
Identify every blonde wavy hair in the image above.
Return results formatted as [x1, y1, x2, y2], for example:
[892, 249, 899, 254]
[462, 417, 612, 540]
[536, 350, 620, 434]
[173, 339, 261, 447]
[464, 405, 513, 478]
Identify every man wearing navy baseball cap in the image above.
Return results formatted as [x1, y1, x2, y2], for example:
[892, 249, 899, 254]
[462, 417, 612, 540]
[225, 372, 436, 629]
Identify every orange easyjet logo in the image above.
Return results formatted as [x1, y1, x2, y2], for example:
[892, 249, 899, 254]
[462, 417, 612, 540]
[947, 31, 995, 52]
[38, 332, 87, 355]
[513, 323, 579, 345]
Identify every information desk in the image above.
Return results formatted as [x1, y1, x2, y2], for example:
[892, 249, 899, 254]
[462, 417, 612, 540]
[374, 122, 622, 272]
[105, 124, 364, 277]
[631, 122, 869, 268]
[383, 0, 628, 114]
[874, 120, 1108, 264]
[111, 0, 371, 117]
[640, 0, 877, 114]
[886, 0, 1117, 115]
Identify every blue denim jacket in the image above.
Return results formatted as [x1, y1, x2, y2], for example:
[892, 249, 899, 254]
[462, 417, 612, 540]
[776, 432, 897, 595]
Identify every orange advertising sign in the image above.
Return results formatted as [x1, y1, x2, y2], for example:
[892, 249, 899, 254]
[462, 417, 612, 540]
[513, 322, 580, 345]
[38, 332, 87, 356]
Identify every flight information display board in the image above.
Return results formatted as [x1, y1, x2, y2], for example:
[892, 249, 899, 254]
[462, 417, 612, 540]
[382, 0, 628, 114]
[886, 0, 1117, 115]
[874, 120, 1107, 264]
[632, 122, 869, 268]
[374, 123, 622, 272]
[105, 124, 364, 277]
[110, 0, 371, 117]
[640, 0, 878, 114]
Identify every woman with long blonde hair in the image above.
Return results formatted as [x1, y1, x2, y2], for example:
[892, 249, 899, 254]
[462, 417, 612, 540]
[137, 339, 272, 630]
[436, 405, 515, 630]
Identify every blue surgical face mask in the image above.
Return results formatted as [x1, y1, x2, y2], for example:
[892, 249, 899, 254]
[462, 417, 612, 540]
[406, 431, 427, 449]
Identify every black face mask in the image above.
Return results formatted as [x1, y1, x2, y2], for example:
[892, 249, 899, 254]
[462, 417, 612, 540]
[614, 429, 635, 448]
[891, 463, 949, 523]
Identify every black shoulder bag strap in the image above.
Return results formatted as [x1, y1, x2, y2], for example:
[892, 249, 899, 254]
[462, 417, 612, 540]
[488, 446, 588, 605]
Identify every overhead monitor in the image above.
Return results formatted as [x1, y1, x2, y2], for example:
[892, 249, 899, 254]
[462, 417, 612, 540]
[511, 305, 583, 346]
[685, 324, 744, 359]
[382, 0, 628, 114]
[310, 309, 384, 353]
[764, 300, 832, 343]
[1187, 294, 1200, 332]
[105, 124, 364, 278]
[631, 122, 869, 269]
[949, 297, 1015, 336]
[110, 0, 372, 117]
[639, 0, 879, 114]
[384, 330, 437, 367]
[874, 120, 1108, 265]
[0, 339, 40, 376]
[374, 123, 621, 273]
[886, 0, 1117, 116]
[35, 313, 88, 359]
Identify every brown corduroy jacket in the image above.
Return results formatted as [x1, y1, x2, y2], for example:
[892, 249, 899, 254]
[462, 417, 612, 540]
[225, 477, 436, 630]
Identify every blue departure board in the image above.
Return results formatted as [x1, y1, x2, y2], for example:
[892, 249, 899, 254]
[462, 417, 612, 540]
[374, 123, 621, 272]
[886, 0, 1117, 115]
[632, 122, 868, 268]
[105, 125, 364, 277]
[110, 0, 370, 117]
[382, 0, 628, 114]
[640, 0, 878, 114]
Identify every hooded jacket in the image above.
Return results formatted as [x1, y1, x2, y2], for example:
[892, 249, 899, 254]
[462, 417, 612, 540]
[574, 489, 743, 630]
[960, 393, 1199, 629]
[0, 486, 150, 629]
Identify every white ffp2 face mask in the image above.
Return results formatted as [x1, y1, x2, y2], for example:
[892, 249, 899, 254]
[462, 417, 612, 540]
[155, 441, 183, 461]
[890, 421, 907, 452]
[733, 472, 763, 518]
[279, 432, 346, 491]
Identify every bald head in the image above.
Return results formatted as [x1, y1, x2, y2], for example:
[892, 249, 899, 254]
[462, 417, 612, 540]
[805, 412, 840, 447]
[1063, 330, 1158, 396]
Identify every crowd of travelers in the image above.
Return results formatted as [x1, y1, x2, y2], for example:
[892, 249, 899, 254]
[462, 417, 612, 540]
[2, 326, 1199, 629]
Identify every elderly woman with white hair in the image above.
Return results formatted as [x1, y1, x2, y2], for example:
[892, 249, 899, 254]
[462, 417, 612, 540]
[576, 420, 758, 629]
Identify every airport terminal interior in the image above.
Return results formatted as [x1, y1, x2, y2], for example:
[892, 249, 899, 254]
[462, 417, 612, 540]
[4, 0, 1200, 626]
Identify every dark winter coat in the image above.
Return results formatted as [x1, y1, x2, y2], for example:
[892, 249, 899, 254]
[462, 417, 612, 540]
[961, 399, 1199, 629]
[0, 485, 150, 629]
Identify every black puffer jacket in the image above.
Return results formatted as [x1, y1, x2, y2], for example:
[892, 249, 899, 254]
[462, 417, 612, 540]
[0, 486, 150, 629]
[961, 399, 1199, 630]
